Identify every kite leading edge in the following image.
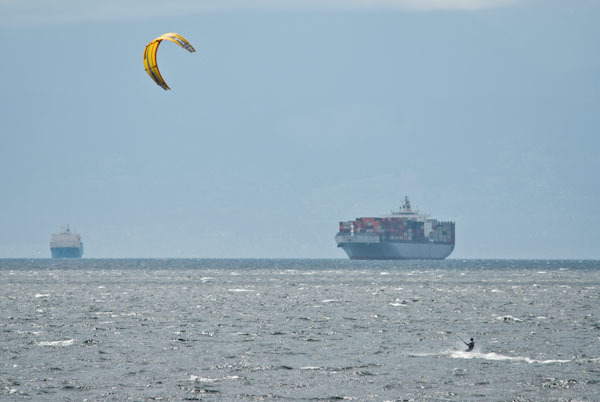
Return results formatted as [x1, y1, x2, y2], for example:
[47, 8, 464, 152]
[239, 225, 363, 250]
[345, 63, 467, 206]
[143, 33, 195, 90]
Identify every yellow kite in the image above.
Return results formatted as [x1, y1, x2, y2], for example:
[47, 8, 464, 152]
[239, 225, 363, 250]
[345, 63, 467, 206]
[143, 33, 195, 90]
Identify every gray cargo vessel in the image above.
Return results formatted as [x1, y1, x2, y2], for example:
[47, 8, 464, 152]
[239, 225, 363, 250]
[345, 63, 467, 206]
[50, 226, 84, 258]
[335, 197, 455, 260]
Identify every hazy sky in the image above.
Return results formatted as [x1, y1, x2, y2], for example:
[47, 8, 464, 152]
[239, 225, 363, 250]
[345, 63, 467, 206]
[1, 0, 598, 258]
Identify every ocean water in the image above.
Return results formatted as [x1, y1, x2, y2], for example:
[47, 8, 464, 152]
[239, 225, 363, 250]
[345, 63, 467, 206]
[1, 259, 599, 401]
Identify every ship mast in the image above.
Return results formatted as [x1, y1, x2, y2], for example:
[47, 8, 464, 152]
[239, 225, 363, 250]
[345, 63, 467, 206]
[401, 196, 412, 213]
[392, 196, 416, 216]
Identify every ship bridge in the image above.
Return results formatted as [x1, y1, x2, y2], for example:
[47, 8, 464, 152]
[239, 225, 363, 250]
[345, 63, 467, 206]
[384, 196, 430, 222]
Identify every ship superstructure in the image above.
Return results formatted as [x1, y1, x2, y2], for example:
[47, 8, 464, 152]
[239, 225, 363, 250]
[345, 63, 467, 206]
[335, 197, 455, 260]
[50, 225, 84, 258]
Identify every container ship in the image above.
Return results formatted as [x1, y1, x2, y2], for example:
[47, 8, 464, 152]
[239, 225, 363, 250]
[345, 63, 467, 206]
[335, 197, 455, 260]
[50, 225, 84, 258]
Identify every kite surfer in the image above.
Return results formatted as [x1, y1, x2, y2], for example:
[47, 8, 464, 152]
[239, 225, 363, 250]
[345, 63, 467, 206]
[464, 337, 475, 352]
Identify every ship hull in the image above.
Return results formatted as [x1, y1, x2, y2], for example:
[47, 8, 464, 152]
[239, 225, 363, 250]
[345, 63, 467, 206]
[337, 240, 453, 260]
[50, 246, 83, 258]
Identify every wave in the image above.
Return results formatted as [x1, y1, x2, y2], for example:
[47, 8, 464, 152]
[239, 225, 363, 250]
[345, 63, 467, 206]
[448, 350, 570, 364]
[495, 314, 523, 322]
[409, 350, 570, 364]
[190, 375, 241, 383]
[39, 339, 76, 347]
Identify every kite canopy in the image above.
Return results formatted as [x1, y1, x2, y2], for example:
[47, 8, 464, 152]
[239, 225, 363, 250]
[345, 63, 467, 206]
[143, 33, 195, 90]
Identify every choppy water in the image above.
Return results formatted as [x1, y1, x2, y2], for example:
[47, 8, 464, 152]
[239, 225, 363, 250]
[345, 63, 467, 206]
[1, 259, 599, 401]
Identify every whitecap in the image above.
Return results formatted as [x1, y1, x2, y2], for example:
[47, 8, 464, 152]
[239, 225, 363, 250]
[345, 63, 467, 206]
[35, 293, 50, 298]
[190, 376, 217, 383]
[190, 375, 241, 382]
[228, 288, 253, 292]
[496, 315, 523, 322]
[39, 339, 76, 347]
[321, 299, 341, 303]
